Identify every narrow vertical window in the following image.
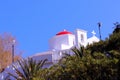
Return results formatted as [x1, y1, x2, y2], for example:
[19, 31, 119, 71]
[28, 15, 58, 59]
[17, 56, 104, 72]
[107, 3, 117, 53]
[81, 34, 84, 42]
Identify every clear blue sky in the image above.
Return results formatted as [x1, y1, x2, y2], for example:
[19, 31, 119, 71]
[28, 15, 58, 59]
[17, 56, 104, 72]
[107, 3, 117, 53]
[0, 0, 120, 58]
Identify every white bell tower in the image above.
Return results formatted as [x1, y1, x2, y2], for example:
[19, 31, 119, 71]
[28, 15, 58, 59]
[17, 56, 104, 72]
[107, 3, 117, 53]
[75, 29, 87, 47]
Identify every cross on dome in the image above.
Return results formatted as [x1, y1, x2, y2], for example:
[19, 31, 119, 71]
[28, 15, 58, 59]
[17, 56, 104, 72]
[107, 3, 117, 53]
[63, 29, 66, 31]
[92, 30, 96, 36]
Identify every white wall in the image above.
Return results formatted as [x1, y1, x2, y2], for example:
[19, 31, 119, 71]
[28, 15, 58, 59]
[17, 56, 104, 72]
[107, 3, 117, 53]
[87, 36, 100, 45]
[49, 34, 75, 50]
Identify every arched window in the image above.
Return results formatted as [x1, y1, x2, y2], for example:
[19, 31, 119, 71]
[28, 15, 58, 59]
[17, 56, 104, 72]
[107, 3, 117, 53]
[81, 34, 84, 42]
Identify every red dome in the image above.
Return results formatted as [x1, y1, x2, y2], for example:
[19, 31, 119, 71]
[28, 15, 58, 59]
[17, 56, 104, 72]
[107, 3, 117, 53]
[56, 30, 72, 35]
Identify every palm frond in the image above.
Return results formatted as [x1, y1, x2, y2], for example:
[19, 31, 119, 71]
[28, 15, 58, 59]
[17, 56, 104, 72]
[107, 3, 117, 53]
[6, 58, 48, 79]
[71, 46, 84, 58]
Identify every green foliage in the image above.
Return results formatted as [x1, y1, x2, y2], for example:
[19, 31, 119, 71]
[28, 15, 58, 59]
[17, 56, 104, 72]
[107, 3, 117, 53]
[47, 49, 119, 80]
[7, 58, 47, 80]
[113, 22, 120, 33]
[71, 46, 85, 58]
[108, 32, 120, 51]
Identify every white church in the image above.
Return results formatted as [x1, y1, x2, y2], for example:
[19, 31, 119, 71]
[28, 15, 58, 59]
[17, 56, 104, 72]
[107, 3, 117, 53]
[0, 28, 99, 79]
[32, 29, 99, 67]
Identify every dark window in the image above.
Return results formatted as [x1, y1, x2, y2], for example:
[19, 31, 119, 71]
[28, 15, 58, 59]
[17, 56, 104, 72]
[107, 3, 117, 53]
[81, 34, 84, 42]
